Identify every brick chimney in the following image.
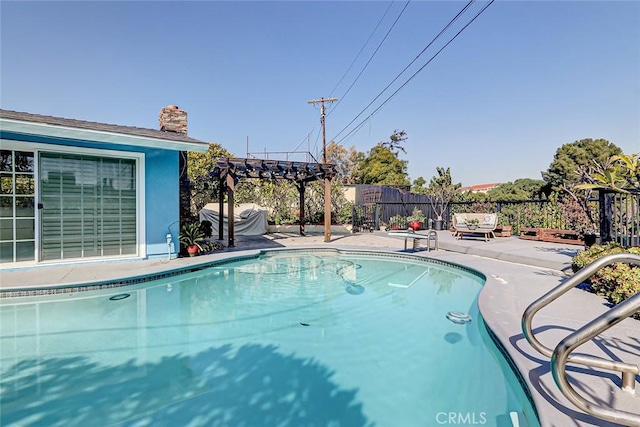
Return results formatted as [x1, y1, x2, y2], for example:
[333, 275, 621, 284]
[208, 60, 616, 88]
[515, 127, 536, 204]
[158, 105, 188, 134]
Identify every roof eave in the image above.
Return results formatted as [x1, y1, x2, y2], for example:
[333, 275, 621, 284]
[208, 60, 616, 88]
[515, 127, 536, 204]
[0, 118, 210, 152]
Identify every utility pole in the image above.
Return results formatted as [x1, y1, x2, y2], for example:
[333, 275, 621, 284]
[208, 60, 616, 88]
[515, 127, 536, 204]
[307, 97, 338, 242]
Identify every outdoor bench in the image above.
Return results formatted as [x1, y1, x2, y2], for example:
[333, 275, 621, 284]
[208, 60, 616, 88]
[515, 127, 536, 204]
[452, 213, 498, 242]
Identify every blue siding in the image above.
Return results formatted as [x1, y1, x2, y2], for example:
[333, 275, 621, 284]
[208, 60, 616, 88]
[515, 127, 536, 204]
[1, 132, 181, 260]
[145, 149, 180, 259]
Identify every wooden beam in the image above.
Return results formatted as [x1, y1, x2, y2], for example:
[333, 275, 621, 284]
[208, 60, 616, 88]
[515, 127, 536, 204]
[298, 182, 305, 236]
[324, 177, 331, 242]
[218, 174, 224, 241]
[226, 173, 235, 247]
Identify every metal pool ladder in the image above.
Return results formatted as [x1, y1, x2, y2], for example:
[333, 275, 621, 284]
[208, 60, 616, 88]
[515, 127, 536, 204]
[522, 253, 640, 427]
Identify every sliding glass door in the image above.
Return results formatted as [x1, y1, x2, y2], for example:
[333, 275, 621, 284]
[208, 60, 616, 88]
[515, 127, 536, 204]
[0, 150, 35, 263]
[39, 153, 137, 261]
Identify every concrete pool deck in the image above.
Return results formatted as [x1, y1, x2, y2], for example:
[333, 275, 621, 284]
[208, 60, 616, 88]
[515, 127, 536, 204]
[1, 230, 638, 426]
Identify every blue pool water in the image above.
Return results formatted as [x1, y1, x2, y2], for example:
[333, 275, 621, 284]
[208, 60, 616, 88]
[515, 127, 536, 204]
[0, 250, 538, 426]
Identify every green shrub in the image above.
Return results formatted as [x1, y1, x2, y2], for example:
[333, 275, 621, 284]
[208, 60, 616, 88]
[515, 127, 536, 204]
[338, 201, 354, 224]
[571, 243, 640, 318]
[201, 240, 224, 253]
[389, 214, 408, 229]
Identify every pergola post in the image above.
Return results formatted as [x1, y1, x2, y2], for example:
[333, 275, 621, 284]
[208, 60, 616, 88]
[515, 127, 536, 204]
[298, 182, 306, 236]
[211, 158, 336, 244]
[324, 176, 331, 242]
[226, 173, 235, 248]
[218, 175, 224, 241]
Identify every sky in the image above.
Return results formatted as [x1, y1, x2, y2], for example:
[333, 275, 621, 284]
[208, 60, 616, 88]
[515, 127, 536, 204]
[1, 1, 639, 187]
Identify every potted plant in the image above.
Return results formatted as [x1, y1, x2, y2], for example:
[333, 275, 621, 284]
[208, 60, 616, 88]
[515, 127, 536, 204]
[466, 218, 480, 230]
[179, 222, 205, 257]
[407, 207, 426, 231]
[426, 167, 460, 230]
[389, 214, 408, 230]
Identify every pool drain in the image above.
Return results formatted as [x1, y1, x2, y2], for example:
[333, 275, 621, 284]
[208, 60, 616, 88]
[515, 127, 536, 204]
[109, 293, 131, 301]
[446, 311, 472, 324]
[345, 283, 365, 295]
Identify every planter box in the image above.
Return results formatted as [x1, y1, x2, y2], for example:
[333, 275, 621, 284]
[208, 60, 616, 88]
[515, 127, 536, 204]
[494, 225, 512, 237]
[267, 224, 352, 234]
[519, 227, 539, 241]
[538, 228, 584, 245]
[518, 227, 585, 245]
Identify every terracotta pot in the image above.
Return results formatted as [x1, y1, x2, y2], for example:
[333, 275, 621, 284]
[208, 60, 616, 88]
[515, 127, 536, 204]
[409, 221, 422, 231]
[187, 245, 199, 257]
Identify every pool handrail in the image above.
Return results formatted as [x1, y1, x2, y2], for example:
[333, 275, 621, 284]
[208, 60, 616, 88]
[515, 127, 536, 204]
[522, 253, 640, 427]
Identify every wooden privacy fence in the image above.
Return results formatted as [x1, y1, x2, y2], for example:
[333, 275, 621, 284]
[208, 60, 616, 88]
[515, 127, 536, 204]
[352, 185, 433, 231]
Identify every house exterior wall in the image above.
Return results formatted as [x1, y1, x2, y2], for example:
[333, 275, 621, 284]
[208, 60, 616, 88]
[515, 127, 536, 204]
[144, 149, 180, 259]
[0, 131, 180, 263]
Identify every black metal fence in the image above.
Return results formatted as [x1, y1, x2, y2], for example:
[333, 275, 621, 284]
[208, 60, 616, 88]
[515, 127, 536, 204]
[600, 190, 640, 247]
[351, 188, 639, 247]
[352, 202, 433, 231]
[448, 200, 589, 235]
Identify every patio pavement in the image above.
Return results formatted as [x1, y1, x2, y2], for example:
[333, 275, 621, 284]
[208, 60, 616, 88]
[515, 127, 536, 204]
[1, 230, 638, 426]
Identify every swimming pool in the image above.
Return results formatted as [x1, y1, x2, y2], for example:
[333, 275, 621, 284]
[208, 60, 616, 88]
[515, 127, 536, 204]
[0, 249, 538, 426]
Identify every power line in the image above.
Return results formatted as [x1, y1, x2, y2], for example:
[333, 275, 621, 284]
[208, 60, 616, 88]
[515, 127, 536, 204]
[311, 126, 322, 159]
[328, 1, 411, 116]
[293, 1, 407, 154]
[290, 127, 316, 153]
[294, 0, 400, 154]
[332, 0, 494, 144]
[331, 0, 476, 141]
[290, 3, 396, 155]
[347, 1, 495, 139]
[328, 1, 395, 98]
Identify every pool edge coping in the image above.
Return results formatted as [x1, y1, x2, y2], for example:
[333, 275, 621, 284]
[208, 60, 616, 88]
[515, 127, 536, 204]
[0, 247, 485, 298]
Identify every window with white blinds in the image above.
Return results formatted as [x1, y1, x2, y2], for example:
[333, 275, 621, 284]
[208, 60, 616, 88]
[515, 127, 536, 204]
[40, 153, 137, 261]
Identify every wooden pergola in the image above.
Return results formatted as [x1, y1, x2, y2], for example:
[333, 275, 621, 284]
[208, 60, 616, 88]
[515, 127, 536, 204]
[212, 157, 337, 247]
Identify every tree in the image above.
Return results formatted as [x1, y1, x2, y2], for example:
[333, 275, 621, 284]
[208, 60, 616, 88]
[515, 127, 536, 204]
[380, 129, 407, 155]
[302, 180, 349, 224]
[238, 180, 299, 224]
[187, 143, 234, 214]
[456, 190, 488, 203]
[575, 152, 640, 194]
[487, 178, 547, 200]
[325, 141, 362, 185]
[427, 167, 460, 220]
[354, 130, 410, 185]
[542, 138, 621, 193]
[234, 177, 348, 225]
[411, 176, 428, 194]
[355, 144, 409, 185]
